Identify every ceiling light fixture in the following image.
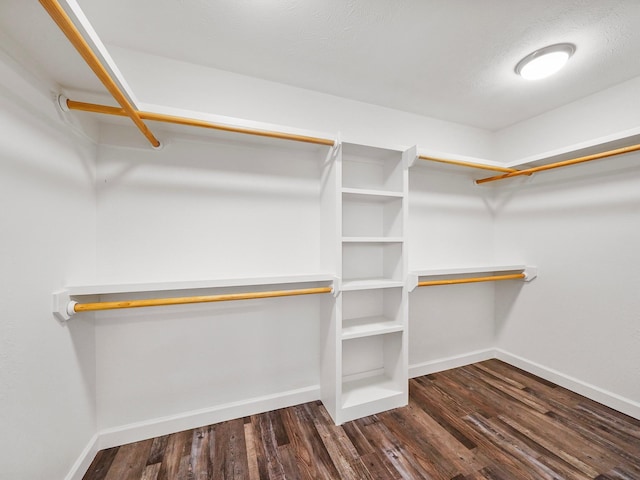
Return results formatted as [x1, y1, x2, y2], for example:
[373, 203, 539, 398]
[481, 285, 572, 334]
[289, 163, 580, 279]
[515, 43, 575, 80]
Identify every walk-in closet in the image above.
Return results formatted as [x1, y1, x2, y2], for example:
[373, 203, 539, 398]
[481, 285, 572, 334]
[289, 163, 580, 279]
[1, 1, 639, 479]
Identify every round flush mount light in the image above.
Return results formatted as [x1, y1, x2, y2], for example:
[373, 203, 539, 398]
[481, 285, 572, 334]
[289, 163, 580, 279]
[515, 43, 576, 80]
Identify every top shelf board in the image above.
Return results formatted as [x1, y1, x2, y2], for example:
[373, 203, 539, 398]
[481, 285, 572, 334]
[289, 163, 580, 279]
[411, 265, 527, 277]
[64, 273, 336, 296]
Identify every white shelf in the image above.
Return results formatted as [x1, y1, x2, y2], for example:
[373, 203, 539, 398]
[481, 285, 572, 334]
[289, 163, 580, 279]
[342, 237, 403, 243]
[408, 264, 537, 292]
[65, 273, 336, 296]
[342, 187, 403, 200]
[342, 374, 403, 409]
[341, 279, 404, 291]
[411, 264, 527, 278]
[342, 316, 404, 340]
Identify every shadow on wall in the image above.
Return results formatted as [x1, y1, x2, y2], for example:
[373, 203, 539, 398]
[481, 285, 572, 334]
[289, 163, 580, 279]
[483, 152, 640, 217]
[493, 280, 525, 338]
[64, 313, 97, 419]
[96, 128, 330, 199]
[409, 282, 496, 364]
[0, 85, 96, 192]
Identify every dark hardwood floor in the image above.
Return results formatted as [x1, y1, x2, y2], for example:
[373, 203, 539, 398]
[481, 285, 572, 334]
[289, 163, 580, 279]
[83, 360, 640, 479]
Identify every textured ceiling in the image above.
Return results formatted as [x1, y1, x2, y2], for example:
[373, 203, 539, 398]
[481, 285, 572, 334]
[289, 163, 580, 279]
[2, 0, 640, 130]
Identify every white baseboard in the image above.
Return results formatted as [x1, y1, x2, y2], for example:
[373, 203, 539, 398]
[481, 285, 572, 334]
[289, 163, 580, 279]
[97, 385, 320, 450]
[495, 349, 640, 420]
[65, 434, 99, 480]
[409, 348, 495, 378]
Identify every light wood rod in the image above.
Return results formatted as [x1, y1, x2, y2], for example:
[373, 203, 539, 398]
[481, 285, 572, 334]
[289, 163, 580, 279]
[73, 286, 333, 313]
[476, 143, 640, 184]
[418, 155, 519, 173]
[65, 99, 336, 147]
[67, 100, 125, 116]
[39, 0, 160, 148]
[418, 273, 525, 287]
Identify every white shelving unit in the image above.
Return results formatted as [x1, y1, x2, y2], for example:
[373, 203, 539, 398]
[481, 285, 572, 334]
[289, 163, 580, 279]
[321, 142, 410, 425]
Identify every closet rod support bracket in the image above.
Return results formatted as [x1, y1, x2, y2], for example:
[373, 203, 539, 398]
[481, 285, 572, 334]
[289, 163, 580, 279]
[331, 133, 342, 157]
[523, 267, 538, 282]
[53, 290, 76, 322]
[56, 94, 70, 113]
[332, 276, 341, 297]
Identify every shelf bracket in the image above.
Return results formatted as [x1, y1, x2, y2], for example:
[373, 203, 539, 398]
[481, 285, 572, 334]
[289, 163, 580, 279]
[52, 290, 76, 322]
[332, 276, 341, 296]
[523, 266, 538, 282]
[331, 132, 342, 157]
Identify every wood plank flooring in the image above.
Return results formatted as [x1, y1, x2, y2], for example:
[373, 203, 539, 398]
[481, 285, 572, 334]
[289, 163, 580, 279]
[83, 360, 640, 479]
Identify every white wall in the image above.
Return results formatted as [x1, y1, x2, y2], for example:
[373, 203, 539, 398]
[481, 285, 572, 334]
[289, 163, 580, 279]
[3, 25, 640, 480]
[493, 152, 640, 410]
[408, 165, 496, 370]
[94, 128, 329, 432]
[0, 52, 97, 479]
[101, 45, 495, 158]
[96, 129, 326, 282]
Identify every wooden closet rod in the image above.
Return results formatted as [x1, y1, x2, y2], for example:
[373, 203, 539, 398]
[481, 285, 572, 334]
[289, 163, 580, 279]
[418, 155, 520, 173]
[64, 99, 336, 147]
[70, 286, 333, 314]
[39, 0, 161, 148]
[476, 142, 640, 184]
[418, 273, 525, 287]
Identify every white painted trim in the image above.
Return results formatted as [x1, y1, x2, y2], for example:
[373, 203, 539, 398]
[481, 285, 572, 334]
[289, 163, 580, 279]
[495, 349, 640, 420]
[97, 385, 320, 449]
[409, 348, 495, 378]
[64, 434, 99, 480]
